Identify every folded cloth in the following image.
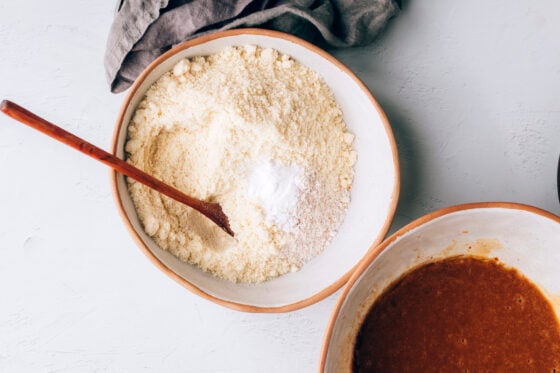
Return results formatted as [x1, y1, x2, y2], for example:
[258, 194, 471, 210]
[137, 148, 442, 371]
[105, 0, 401, 93]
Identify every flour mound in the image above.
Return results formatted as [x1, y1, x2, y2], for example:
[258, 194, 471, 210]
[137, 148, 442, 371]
[126, 46, 356, 283]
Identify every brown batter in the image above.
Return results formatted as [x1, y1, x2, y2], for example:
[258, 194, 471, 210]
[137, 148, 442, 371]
[353, 256, 560, 372]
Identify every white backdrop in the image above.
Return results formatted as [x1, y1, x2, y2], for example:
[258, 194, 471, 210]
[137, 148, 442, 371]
[0, 1, 559, 371]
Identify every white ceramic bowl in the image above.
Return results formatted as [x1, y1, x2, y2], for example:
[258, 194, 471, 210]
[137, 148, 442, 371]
[111, 29, 399, 312]
[320, 202, 560, 371]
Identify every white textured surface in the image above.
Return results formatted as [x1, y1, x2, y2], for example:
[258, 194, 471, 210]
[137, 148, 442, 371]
[0, 1, 559, 372]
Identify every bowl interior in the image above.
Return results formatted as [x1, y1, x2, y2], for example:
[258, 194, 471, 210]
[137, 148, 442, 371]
[113, 31, 398, 309]
[323, 204, 560, 372]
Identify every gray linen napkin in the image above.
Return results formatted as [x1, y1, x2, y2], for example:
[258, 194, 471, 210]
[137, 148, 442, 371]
[105, 0, 401, 93]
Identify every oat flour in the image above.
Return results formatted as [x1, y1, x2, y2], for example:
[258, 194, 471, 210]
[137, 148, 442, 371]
[125, 45, 356, 283]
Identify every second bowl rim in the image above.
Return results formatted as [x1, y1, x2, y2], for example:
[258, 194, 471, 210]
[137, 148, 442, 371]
[109, 27, 400, 313]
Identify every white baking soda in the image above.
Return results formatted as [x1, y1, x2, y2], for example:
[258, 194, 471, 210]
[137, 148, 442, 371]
[247, 160, 305, 232]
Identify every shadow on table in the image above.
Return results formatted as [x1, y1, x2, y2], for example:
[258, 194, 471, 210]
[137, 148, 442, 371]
[375, 97, 424, 231]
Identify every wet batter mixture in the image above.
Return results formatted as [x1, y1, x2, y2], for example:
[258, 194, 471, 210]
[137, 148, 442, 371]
[353, 256, 560, 372]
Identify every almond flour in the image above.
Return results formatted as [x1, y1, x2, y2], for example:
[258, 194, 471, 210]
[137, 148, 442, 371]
[125, 45, 356, 283]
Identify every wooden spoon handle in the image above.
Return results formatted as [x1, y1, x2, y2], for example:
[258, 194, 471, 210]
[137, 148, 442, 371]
[0, 99, 233, 236]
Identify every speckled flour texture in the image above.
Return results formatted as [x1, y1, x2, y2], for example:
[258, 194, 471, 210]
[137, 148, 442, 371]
[125, 45, 356, 283]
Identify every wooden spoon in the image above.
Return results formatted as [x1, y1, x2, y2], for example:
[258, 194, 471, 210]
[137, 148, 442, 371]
[0, 99, 234, 237]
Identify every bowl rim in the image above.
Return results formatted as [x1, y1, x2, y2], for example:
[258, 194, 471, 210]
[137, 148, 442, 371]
[318, 201, 560, 371]
[109, 28, 400, 313]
